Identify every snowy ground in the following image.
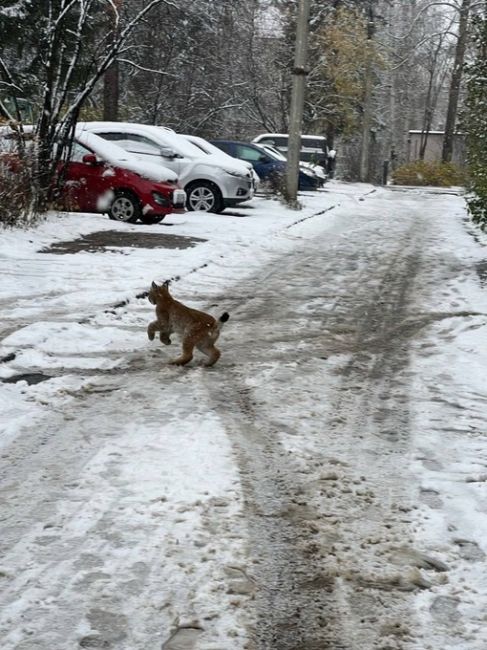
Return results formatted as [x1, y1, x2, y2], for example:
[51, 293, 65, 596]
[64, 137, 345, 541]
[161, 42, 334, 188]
[0, 182, 486, 649]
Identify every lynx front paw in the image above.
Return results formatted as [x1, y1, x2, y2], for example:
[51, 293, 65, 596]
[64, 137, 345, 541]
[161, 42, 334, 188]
[148, 329, 155, 341]
[160, 333, 171, 345]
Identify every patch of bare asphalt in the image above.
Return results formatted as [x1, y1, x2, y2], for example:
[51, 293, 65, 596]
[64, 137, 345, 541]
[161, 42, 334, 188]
[39, 230, 206, 255]
[476, 260, 487, 287]
[2, 372, 52, 385]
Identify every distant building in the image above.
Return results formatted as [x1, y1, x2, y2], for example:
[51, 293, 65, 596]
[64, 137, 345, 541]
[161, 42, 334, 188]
[407, 130, 466, 167]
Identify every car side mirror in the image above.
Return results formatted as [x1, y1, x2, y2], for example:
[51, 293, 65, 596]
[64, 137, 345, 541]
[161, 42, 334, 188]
[258, 155, 270, 163]
[160, 146, 179, 158]
[82, 153, 98, 165]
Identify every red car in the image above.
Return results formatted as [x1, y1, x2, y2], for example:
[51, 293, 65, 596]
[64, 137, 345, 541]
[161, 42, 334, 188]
[0, 128, 187, 224]
[61, 131, 186, 224]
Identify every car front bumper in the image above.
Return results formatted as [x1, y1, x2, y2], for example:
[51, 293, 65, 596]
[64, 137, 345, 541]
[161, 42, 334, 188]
[220, 174, 254, 202]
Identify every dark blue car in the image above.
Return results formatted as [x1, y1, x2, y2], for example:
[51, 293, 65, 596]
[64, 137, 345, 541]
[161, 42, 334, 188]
[210, 140, 320, 191]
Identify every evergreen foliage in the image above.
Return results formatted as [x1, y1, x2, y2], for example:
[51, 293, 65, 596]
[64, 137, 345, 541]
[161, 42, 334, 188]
[463, 15, 487, 230]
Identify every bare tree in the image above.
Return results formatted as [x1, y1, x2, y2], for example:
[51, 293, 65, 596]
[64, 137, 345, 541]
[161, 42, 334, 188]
[442, 0, 471, 161]
[419, 22, 453, 159]
[1, 0, 174, 218]
[103, 0, 123, 120]
[359, 2, 376, 182]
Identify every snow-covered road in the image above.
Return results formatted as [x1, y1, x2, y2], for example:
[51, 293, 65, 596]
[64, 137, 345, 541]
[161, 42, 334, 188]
[0, 184, 486, 649]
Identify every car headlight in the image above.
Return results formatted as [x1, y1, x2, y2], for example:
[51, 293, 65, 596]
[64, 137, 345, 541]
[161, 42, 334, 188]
[152, 191, 171, 206]
[224, 169, 246, 179]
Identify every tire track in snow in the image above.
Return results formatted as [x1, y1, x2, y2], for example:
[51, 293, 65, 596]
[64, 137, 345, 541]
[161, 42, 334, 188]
[201, 203, 449, 649]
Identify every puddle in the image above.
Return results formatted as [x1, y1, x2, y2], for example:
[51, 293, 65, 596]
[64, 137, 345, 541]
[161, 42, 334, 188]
[476, 260, 487, 286]
[40, 230, 206, 254]
[2, 372, 52, 385]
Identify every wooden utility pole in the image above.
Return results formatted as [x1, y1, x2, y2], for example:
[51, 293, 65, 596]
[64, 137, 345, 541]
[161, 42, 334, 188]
[286, 0, 311, 206]
[103, 0, 122, 121]
[442, 0, 471, 162]
[359, 3, 375, 183]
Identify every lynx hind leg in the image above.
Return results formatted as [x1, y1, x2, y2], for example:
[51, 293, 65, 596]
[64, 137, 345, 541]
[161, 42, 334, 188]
[169, 339, 195, 366]
[205, 346, 221, 367]
[197, 339, 221, 367]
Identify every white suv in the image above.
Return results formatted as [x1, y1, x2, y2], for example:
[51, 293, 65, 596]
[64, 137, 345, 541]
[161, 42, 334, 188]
[78, 122, 254, 213]
[182, 134, 260, 190]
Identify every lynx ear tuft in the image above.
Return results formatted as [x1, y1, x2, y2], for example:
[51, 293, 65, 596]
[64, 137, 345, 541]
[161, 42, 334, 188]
[151, 281, 158, 289]
[163, 279, 171, 288]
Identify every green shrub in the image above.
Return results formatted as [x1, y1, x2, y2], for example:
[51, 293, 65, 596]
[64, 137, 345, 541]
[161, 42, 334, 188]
[392, 160, 465, 187]
[463, 16, 487, 230]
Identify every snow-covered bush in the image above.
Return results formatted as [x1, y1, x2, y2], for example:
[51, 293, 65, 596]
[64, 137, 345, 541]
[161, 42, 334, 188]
[0, 141, 41, 228]
[392, 160, 465, 187]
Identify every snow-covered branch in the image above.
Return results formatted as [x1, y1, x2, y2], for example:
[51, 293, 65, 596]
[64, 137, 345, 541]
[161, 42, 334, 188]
[117, 58, 178, 77]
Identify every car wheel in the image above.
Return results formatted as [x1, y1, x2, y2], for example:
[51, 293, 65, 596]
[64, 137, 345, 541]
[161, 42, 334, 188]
[140, 214, 165, 225]
[108, 191, 141, 223]
[186, 181, 224, 213]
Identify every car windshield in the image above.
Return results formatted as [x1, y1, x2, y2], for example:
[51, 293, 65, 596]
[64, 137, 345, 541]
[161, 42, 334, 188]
[261, 144, 286, 161]
[185, 139, 209, 154]
[301, 137, 327, 150]
[184, 136, 227, 157]
[153, 128, 206, 158]
[75, 131, 138, 164]
[258, 136, 288, 148]
[69, 141, 92, 162]
[254, 144, 280, 160]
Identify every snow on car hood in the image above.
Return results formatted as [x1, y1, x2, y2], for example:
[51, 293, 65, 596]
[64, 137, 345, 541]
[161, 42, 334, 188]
[169, 152, 252, 186]
[192, 152, 250, 177]
[301, 161, 327, 179]
[182, 134, 254, 174]
[75, 130, 178, 183]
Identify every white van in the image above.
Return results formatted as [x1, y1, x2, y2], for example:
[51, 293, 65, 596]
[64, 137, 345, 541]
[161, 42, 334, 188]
[78, 122, 254, 213]
[252, 133, 328, 166]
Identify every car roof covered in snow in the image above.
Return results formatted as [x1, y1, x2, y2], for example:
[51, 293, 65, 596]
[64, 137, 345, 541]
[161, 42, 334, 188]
[75, 129, 178, 183]
[78, 121, 205, 160]
[253, 133, 327, 142]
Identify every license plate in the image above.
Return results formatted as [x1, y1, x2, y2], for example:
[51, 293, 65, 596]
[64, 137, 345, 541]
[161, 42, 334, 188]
[173, 189, 186, 207]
